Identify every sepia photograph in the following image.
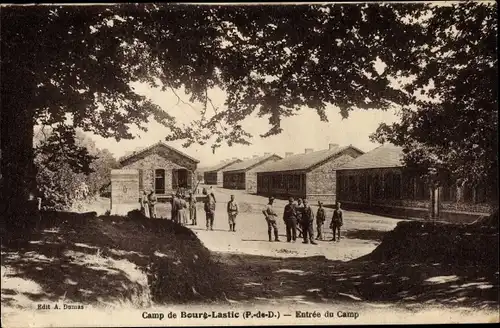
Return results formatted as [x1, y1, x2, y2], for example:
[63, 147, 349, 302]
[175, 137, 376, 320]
[0, 1, 498, 326]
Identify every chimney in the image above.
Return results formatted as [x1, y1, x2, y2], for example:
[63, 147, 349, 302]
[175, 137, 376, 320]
[252, 155, 259, 158]
[305, 148, 314, 154]
[329, 143, 339, 150]
[285, 152, 294, 158]
[232, 157, 238, 160]
[264, 152, 271, 156]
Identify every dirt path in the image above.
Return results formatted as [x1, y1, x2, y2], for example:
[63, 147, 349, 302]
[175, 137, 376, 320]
[182, 187, 499, 313]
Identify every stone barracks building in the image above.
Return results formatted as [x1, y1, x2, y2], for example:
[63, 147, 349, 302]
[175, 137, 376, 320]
[110, 142, 199, 215]
[222, 153, 282, 193]
[255, 144, 364, 205]
[335, 144, 493, 223]
[203, 158, 241, 186]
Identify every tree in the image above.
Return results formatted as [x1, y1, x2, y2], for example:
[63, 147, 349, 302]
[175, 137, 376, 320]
[371, 2, 498, 202]
[33, 126, 119, 210]
[1, 3, 496, 229]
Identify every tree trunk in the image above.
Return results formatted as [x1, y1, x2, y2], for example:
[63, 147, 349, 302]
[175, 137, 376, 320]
[0, 67, 38, 238]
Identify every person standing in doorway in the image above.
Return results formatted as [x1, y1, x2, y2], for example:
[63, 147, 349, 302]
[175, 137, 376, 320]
[188, 191, 197, 225]
[283, 197, 297, 242]
[140, 190, 150, 218]
[203, 188, 216, 230]
[262, 197, 280, 242]
[316, 201, 326, 240]
[148, 190, 158, 219]
[330, 202, 343, 242]
[227, 194, 239, 232]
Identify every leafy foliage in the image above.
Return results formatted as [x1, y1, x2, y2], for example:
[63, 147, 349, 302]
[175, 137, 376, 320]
[34, 127, 119, 210]
[0, 2, 497, 210]
[371, 2, 498, 199]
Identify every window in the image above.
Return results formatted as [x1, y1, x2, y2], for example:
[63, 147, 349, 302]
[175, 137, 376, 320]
[475, 185, 487, 203]
[373, 174, 382, 199]
[415, 177, 429, 200]
[402, 172, 415, 200]
[462, 184, 474, 203]
[348, 176, 356, 199]
[393, 174, 402, 200]
[384, 172, 393, 199]
[288, 174, 301, 191]
[155, 169, 166, 194]
[359, 174, 367, 201]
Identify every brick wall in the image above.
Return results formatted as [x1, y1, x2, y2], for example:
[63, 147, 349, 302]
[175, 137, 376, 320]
[122, 153, 196, 194]
[204, 172, 218, 185]
[217, 171, 224, 186]
[246, 171, 257, 193]
[306, 154, 358, 205]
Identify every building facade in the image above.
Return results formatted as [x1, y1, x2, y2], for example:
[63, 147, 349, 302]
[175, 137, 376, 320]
[118, 142, 199, 196]
[223, 154, 282, 193]
[203, 158, 242, 186]
[256, 144, 364, 205]
[336, 144, 493, 223]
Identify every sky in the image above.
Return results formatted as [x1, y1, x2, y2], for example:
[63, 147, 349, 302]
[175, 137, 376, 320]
[86, 82, 400, 168]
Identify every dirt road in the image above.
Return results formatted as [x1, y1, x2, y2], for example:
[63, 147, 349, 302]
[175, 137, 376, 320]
[161, 185, 402, 261]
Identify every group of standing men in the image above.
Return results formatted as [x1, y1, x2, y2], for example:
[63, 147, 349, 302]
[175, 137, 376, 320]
[171, 191, 198, 225]
[264, 196, 344, 244]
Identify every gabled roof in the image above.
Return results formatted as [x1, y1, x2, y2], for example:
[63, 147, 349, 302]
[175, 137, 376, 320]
[337, 144, 403, 170]
[119, 141, 199, 165]
[255, 145, 364, 173]
[223, 154, 283, 173]
[204, 158, 242, 173]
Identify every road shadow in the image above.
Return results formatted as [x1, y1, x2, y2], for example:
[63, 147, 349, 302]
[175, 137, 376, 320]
[215, 252, 499, 309]
[344, 229, 387, 242]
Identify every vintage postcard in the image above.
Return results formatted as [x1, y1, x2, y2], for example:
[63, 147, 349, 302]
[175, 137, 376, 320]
[1, 1, 498, 327]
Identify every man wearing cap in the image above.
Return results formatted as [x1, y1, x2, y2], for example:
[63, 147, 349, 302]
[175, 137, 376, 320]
[301, 199, 317, 245]
[227, 194, 239, 232]
[262, 196, 280, 242]
[188, 191, 197, 225]
[330, 202, 343, 242]
[203, 188, 216, 230]
[283, 197, 298, 242]
[316, 201, 326, 240]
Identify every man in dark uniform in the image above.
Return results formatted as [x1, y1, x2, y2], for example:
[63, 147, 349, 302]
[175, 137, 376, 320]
[316, 201, 326, 240]
[330, 202, 343, 242]
[203, 188, 216, 230]
[301, 199, 317, 244]
[262, 196, 280, 242]
[296, 198, 304, 238]
[283, 197, 297, 242]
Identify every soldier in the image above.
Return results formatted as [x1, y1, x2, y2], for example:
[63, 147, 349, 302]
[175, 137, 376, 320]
[330, 202, 343, 242]
[148, 190, 158, 219]
[301, 199, 317, 244]
[296, 198, 304, 238]
[316, 201, 326, 240]
[188, 191, 197, 225]
[140, 190, 150, 218]
[227, 194, 239, 232]
[262, 196, 280, 242]
[283, 197, 297, 242]
[203, 188, 216, 230]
